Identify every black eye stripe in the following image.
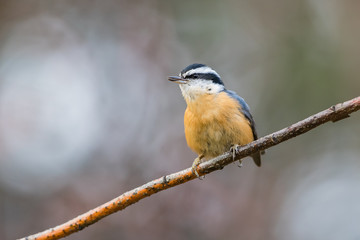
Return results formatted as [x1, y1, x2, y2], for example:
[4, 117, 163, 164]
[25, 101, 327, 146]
[187, 74, 199, 79]
[186, 73, 224, 85]
[187, 73, 214, 79]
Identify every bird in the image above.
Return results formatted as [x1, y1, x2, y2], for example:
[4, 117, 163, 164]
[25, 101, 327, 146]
[168, 63, 261, 177]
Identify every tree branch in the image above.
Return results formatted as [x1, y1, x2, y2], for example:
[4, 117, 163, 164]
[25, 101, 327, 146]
[19, 96, 360, 240]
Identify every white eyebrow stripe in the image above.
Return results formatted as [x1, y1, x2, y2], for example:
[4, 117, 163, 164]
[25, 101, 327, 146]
[183, 67, 220, 78]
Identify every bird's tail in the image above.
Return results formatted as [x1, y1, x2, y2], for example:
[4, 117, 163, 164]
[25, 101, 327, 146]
[251, 152, 262, 167]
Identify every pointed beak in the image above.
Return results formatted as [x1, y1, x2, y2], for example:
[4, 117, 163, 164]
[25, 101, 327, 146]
[168, 76, 188, 84]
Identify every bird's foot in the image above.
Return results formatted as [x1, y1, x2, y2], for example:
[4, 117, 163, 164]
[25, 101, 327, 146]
[192, 155, 204, 180]
[230, 144, 243, 168]
[230, 144, 240, 160]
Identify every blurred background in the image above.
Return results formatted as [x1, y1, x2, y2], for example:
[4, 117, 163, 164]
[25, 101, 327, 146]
[0, 1, 359, 239]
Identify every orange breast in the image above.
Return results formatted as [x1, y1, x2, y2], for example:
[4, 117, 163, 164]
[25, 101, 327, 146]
[184, 92, 254, 158]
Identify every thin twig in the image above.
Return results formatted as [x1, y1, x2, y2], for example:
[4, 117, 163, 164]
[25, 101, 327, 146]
[20, 96, 360, 240]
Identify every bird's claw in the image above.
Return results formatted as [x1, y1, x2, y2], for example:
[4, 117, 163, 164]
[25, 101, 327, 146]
[230, 144, 239, 160]
[192, 155, 204, 180]
[230, 144, 243, 168]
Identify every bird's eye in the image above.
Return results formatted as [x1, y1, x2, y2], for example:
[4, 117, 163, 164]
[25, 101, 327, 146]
[192, 74, 199, 79]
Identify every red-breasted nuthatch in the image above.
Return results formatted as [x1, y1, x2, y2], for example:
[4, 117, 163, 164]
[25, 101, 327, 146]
[168, 63, 261, 177]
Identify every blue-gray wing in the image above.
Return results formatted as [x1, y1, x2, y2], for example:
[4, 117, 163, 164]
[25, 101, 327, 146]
[224, 90, 258, 140]
[225, 89, 262, 166]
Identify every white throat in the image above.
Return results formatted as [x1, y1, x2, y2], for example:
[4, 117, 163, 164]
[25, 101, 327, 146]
[179, 80, 224, 102]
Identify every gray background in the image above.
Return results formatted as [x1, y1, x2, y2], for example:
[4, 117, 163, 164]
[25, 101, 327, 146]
[0, 1, 359, 239]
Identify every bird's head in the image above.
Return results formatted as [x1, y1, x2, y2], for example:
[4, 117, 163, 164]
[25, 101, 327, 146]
[168, 63, 225, 101]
